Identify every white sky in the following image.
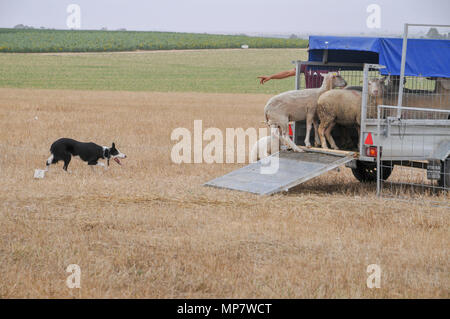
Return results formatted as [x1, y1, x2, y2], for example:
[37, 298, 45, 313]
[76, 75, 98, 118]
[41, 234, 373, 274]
[0, 0, 449, 35]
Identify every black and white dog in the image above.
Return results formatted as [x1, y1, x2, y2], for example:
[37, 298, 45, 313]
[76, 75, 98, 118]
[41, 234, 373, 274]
[46, 138, 126, 171]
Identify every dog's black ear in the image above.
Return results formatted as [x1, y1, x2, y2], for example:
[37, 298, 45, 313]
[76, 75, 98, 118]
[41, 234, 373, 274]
[112, 142, 116, 149]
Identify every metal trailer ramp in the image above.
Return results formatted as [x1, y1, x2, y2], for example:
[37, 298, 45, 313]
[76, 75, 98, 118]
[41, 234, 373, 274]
[204, 150, 355, 195]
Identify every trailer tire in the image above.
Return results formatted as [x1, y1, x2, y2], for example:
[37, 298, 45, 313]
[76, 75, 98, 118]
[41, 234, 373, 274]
[438, 158, 450, 189]
[351, 161, 393, 183]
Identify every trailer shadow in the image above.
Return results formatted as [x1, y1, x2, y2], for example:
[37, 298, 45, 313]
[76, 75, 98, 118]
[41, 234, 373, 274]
[287, 180, 376, 196]
[287, 178, 448, 203]
[378, 182, 448, 197]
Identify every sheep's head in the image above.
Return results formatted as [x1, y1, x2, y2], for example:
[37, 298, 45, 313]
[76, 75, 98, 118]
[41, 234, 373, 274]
[321, 72, 347, 89]
[368, 78, 385, 97]
[382, 75, 406, 92]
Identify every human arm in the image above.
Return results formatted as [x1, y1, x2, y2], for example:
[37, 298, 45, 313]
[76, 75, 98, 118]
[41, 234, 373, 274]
[257, 68, 296, 85]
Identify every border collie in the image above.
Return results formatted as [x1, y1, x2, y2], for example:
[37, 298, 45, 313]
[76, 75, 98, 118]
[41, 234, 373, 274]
[46, 138, 126, 171]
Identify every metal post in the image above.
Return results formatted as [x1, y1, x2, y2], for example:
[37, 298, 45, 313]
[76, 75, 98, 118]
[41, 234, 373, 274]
[294, 61, 301, 90]
[322, 49, 328, 64]
[396, 23, 450, 117]
[376, 106, 381, 197]
[360, 64, 370, 155]
[397, 23, 408, 117]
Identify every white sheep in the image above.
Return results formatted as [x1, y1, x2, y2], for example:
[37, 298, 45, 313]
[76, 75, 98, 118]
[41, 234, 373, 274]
[317, 78, 385, 150]
[263, 73, 347, 151]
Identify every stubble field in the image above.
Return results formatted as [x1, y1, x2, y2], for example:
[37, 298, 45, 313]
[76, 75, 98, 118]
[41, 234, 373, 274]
[0, 49, 448, 298]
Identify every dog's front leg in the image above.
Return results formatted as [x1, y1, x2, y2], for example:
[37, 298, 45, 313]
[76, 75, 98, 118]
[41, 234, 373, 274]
[97, 162, 108, 170]
[88, 161, 108, 171]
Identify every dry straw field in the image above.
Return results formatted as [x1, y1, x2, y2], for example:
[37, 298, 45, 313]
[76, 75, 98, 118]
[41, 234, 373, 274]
[0, 86, 448, 298]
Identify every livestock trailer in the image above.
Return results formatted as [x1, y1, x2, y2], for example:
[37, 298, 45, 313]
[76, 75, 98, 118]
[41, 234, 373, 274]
[205, 26, 450, 197]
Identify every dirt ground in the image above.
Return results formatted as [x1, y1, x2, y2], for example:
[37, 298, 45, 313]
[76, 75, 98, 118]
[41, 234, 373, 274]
[0, 88, 448, 298]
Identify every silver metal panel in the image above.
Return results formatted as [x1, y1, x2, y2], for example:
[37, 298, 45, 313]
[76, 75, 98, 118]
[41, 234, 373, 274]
[365, 121, 450, 161]
[430, 140, 450, 160]
[204, 151, 354, 195]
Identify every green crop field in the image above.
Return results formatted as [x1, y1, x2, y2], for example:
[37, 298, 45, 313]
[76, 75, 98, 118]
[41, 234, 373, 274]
[0, 28, 307, 53]
[0, 48, 308, 94]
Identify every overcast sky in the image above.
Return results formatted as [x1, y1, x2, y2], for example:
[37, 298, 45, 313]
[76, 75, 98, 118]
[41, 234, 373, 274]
[0, 0, 449, 35]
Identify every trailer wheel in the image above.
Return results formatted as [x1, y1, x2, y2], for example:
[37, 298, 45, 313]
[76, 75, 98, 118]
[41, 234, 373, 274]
[351, 161, 393, 183]
[438, 158, 450, 189]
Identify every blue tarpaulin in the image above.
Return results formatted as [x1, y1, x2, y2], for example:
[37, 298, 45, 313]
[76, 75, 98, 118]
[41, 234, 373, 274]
[308, 35, 450, 78]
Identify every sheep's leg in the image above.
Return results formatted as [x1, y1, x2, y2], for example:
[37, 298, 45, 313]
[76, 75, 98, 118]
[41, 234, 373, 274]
[313, 118, 321, 147]
[304, 113, 314, 148]
[272, 127, 303, 153]
[356, 125, 361, 148]
[324, 122, 338, 150]
[281, 134, 304, 153]
[279, 121, 292, 150]
[282, 122, 304, 153]
[318, 120, 331, 149]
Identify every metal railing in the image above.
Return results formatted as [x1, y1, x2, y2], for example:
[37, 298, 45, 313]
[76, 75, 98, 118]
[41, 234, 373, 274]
[376, 104, 450, 205]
